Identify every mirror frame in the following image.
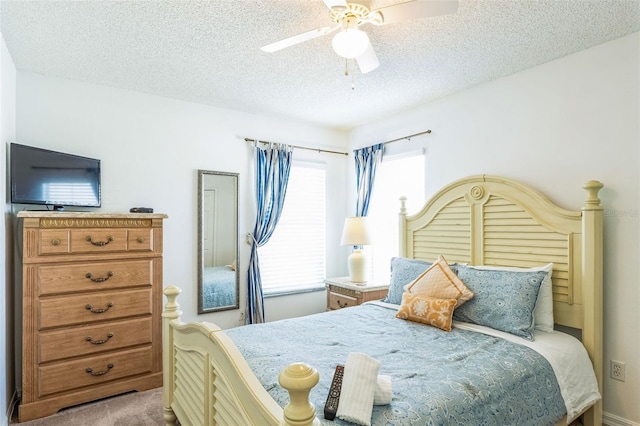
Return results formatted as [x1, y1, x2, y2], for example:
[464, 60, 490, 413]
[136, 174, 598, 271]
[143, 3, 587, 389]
[197, 169, 240, 314]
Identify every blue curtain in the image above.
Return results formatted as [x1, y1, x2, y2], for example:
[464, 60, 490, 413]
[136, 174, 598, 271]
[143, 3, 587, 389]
[354, 143, 384, 216]
[247, 143, 293, 324]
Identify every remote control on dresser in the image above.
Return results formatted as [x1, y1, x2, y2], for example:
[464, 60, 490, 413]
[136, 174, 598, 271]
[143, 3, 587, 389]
[323, 364, 344, 420]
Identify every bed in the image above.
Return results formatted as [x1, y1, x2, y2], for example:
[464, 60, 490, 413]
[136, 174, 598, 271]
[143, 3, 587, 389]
[201, 265, 236, 308]
[162, 174, 604, 426]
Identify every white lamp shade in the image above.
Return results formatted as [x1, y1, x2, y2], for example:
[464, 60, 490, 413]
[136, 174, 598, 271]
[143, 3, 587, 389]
[332, 29, 370, 59]
[340, 216, 372, 246]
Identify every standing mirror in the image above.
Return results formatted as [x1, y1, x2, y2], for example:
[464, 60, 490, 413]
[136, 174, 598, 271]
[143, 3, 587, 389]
[198, 170, 239, 314]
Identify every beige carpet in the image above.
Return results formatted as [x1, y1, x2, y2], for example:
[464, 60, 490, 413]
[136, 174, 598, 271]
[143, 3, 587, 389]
[11, 387, 165, 426]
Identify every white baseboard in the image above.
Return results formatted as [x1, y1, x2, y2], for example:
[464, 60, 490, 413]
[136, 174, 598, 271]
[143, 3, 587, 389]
[603, 411, 640, 426]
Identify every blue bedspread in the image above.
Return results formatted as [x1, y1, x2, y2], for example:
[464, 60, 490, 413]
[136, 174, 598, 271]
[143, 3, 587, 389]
[226, 303, 566, 426]
[202, 266, 235, 308]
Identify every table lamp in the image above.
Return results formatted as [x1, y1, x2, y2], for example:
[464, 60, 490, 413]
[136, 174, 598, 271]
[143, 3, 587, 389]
[340, 216, 372, 284]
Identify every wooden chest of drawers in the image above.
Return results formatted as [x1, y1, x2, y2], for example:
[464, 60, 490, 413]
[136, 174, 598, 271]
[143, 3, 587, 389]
[16, 212, 167, 422]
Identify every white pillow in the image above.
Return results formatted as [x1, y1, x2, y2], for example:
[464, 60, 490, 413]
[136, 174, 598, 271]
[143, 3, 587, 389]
[469, 263, 554, 333]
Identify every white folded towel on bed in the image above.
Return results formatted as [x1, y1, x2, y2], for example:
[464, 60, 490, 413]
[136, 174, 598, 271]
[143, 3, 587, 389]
[374, 375, 392, 405]
[336, 352, 381, 426]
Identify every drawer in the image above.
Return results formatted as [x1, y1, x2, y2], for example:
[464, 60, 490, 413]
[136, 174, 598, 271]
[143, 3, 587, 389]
[37, 346, 153, 397]
[38, 230, 71, 255]
[38, 259, 153, 296]
[39, 317, 153, 363]
[70, 229, 128, 253]
[39, 288, 152, 330]
[127, 228, 154, 252]
[328, 291, 358, 310]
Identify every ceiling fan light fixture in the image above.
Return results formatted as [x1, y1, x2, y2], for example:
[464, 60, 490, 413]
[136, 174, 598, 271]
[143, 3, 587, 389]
[332, 28, 369, 59]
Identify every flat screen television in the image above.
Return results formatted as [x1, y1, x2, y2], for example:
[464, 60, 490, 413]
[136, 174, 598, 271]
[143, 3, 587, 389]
[10, 143, 101, 210]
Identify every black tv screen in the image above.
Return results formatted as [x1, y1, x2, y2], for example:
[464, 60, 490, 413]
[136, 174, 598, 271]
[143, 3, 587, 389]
[10, 143, 101, 210]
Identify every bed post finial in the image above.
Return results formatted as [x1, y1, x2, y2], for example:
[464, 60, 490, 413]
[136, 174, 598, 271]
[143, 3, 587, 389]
[399, 196, 407, 216]
[278, 363, 321, 426]
[163, 286, 182, 317]
[582, 180, 604, 210]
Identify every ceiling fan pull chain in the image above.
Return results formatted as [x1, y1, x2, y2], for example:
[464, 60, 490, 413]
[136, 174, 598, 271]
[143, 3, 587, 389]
[350, 59, 356, 90]
[352, 72, 356, 90]
[342, 58, 356, 90]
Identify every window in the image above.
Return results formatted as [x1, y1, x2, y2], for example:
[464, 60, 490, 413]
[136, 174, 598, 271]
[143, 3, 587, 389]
[259, 163, 326, 295]
[367, 152, 425, 281]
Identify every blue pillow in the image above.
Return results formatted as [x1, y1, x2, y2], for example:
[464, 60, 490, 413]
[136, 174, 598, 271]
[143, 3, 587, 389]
[453, 265, 547, 340]
[382, 257, 432, 305]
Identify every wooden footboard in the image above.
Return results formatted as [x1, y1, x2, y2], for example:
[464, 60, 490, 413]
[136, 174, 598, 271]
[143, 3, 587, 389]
[162, 286, 320, 426]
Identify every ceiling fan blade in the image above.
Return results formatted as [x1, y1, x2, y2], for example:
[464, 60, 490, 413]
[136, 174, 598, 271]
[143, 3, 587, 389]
[261, 26, 337, 53]
[375, 0, 459, 25]
[356, 42, 379, 74]
[323, 0, 348, 9]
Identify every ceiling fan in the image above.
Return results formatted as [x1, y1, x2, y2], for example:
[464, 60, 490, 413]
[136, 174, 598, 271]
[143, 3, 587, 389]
[261, 0, 459, 74]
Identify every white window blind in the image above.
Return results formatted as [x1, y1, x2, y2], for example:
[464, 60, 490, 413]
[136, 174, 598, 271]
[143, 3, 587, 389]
[368, 153, 425, 281]
[43, 182, 98, 205]
[259, 163, 326, 295]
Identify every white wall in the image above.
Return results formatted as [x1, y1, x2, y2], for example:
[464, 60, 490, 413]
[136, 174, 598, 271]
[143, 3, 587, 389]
[14, 72, 351, 328]
[1, 33, 16, 426]
[351, 32, 640, 425]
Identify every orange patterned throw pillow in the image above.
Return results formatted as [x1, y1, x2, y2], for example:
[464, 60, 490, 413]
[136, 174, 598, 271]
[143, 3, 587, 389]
[405, 255, 473, 307]
[396, 293, 457, 331]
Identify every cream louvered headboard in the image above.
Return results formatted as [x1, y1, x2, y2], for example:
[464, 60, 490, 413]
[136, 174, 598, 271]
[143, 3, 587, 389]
[399, 174, 604, 425]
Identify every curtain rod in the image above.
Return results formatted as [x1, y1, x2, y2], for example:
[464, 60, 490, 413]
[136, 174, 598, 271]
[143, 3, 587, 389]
[244, 138, 348, 156]
[244, 129, 431, 156]
[380, 129, 432, 146]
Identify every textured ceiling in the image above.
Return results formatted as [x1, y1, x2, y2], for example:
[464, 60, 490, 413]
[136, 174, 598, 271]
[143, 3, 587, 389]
[1, 0, 639, 130]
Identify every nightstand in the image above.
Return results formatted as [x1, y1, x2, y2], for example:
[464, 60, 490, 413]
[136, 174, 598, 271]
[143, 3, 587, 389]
[325, 277, 390, 311]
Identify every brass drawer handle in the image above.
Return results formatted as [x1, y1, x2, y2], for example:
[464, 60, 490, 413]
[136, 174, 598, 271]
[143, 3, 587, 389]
[51, 239, 61, 246]
[85, 333, 114, 345]
[86, 363, 114, 376]
[337, 299, 349, 308]
[85, 302, 114, 314]
[85, 271, 114, 283]
[136, 237, 145, 243]
[85, 236, 114, 246]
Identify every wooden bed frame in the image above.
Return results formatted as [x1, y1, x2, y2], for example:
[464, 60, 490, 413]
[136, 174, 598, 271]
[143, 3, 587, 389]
[162, 174, 603, 426]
